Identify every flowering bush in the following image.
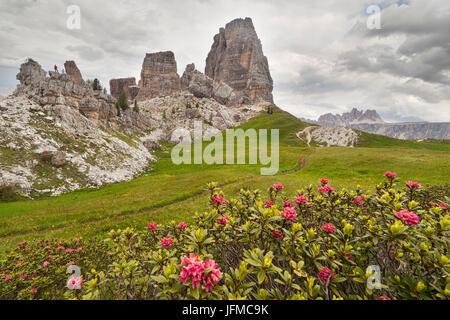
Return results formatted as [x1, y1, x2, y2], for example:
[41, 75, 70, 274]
[0, 238, 111, 299]
[1, 174, 449, 300]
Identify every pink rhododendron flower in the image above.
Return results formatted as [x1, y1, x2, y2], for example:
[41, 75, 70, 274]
[161, 237, 173, 248]
[31, 289, 37, 295]
[147, 222, 158, 230]
[318, 267, 335, 284]
[178, 222, 188, 230]
[67, 276, 83, 290]
[272, 230, 284, 239]
[179, 254, 221, 292]
[396, 210, 419, 226]
[36, 241, 41, 245]
[406, 181, 421, 189]
[68, 261, 75, 266]
[44, 246, 50, 250]
[321, 223, 336, 233]
[5, 275, 12, 281]
[17, 262, 23, 267]
[74, 238, 80, 243]
[318, 185, 335, 193]
[273, 183, 284, 190]
[320, 178, 329, 185]
[280, 207, 296, 221]
[384, 171, 397, 179]
[295, 195, 307, 203]
[264, 201, 274, 208]
[211, 195, 227, 205]
[283, 200, 295, 208]
[202, 259, 221, 292]
[43, 261, 49, 267]
[353, 195, 365, 206]
[217, 216, 229, 225]
[56, 246, 64, 251]
[65, 249, 74, 253]
[76, 248, 82, 252]
[380, 295, 391, 300]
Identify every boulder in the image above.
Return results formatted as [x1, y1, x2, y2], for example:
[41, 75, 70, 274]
[64, 61, 84, 85]
[51, 151, 66, 167]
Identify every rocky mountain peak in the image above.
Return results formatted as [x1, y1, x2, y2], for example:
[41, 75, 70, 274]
[64, 60, 84, 85]
[205, 17, 273, 105]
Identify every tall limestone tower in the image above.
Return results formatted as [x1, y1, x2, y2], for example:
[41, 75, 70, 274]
[205, 17, 273, 105]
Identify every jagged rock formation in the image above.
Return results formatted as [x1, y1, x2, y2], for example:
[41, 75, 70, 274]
[315, 108, 385, 127]
[4, 58, 266, 197]
[180, 63, 213, 99]
[110, 77, 138, 100]
[64, 61, 84, 85]
[136, 51, 181, 101]
[302, 108, 449, 140]
[205, 17, 273, 105]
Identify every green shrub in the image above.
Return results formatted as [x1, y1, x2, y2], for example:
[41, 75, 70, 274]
[0, 183, 21, 202]
[1, 174, 449, 300]
[115, 92, 129, 112]
[0, 238, 112, 299]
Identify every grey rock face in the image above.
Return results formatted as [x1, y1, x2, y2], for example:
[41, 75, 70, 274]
[136, 51, 181, 100]
[352, 122, 450, 140]
[110, 77, 137, 100]
[64, 61, 84, 85]
[16, 58, 46, 85]
[205, 17, 273, 105]
[180, 63, 213, 98]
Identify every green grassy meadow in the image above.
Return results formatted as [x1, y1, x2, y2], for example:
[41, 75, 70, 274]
[0, 108, 449, 255]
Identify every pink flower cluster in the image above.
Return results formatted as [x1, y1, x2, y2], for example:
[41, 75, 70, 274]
[384, 171, 397, 179]
[396, 210, 419, 226]
[217, 216, 229, 226]
[178, 222, 188, 230]
[179, 254, 221, 292]
[318, 267, 336, 284]
[264, 200, 274, 208]
[380, 295, 391, 300]
[147, 222, 157, 231]
[406, 181, 421, 189]
[161, 237, 173, 248]
[272, 183, 284, 190]
[320, 178, 329, 185]
[354, 195, 365, 206]
[321, 223, 336, 233]
[211, 195, 227, 205]
[280, 207, 296, 221]
[318, 185, 335, 193]
[295, 195, 307, 203]
[272, 230, 284, 239]
[283, 200, 295, 208]
[67, 276, 83, 290]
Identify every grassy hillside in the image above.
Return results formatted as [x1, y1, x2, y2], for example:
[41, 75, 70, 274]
[0, 107, 448, 255]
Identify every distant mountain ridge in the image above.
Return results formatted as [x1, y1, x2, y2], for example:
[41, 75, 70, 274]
[301, 108, 450, 140]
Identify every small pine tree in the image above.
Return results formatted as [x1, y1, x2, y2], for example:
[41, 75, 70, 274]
[93, 78, 102, 91]
[195, 102, 200, 108]
[103, 88, 107, 94]
[116, 92, 129, 111]
[186, 102, 191, 109]
[162, 110, 166, 119]
[133, 100, 140, 113]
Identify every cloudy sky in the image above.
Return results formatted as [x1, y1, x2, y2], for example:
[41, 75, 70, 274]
[0, 0, 449, 122]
